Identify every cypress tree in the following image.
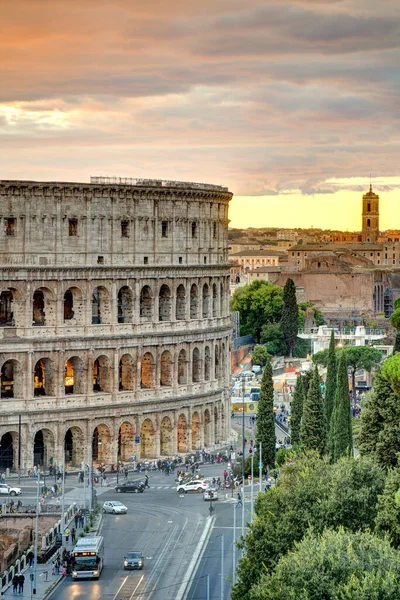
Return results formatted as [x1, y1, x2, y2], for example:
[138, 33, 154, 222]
[331, 352, 353, 461]
[256, 360, 276, 469]
[324, 330, 337, 433]
[394, 332, 400, 354]
[290, 375, 304, 445]
[280, 278, 299, 357]
[300, 365, 325, 454]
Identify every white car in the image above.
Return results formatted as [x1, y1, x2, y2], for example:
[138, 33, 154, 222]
[177, 480, 208, 494]
[0, 483, 22, 496]
[102, 501, 128, 514]
[203, 488, 218, 501]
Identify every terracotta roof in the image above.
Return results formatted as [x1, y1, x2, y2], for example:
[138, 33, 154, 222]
[249, 266, 282, 273]
[230, 249, 286, 257]
[289, 243, 383, 251]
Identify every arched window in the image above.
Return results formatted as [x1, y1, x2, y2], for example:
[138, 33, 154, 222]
[140, 286, 153, 320]
[190, 284, 199, 319]
[92, 287, 110, 325]
[202, 284, 210, 318]
[119, 354, 135, 391]
[367, 203, 371, 212]
[204, 346, 211, 381]
[65, 356, 85, 395]
[367, 218, 371, 228]
[33, 290, 45, 326]
[64, 287, 83, 323]
[212, 284, 218, 317]
[93, 355, 112, 393]
[178, 349, 187, 384]
[141, 352, 155, 388]
[176, 285, 186, 320]
[192, 348, 201, 383]
[117, 286, 134, 324]
[159, 285, 172, 322]
[0, 291, 14, 326]
[214, 346, 220, 379]
[160, 350, 172, 386]
[34, 358, 55, 396]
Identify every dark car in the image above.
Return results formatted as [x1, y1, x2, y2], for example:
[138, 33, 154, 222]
[115, 481, 144, 493]
[124, 551, 144, 570]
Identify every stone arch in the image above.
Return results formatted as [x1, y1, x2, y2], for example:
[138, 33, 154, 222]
[64, 426, 84, 467]
[119, 353, 135, 391]
[93, 355, 112, 393]
[34, 357, 56, 396]
[140, 419, 155, 458]
[159, 284, 172, 322]
[0, 290, 14, 326]
[141, 352, 155, 388]
[1, 359, 23, 398]
[33, 428, 55, 468]
[92, 424, 112, 464]
[177, 414, 187, 453]
[178, 349, 188, 385]
[63, 286, 83, 323]
[33, 287, 55, 326]
[176, 284, 186, 320]
[160, 350, 173, 386]
[214, 346, 220, 380]
[190, 284, 199, 319]
[212, 283, 218, 317]
[221, 342, 226, 379]
[160, 416, 173, 456]
[191, 411, 201, 451]
[220, 282, 224, 316]
[0, 431, 18, 470]
[118, 421, 135, 462]
[192, 347, 201, 383]
[92, 286, 111, 325]
[214, 406, 219, 443]
[202, 283, 210, 318]
[140, 285, 153, 320]
[64, 356, 85, 395]
[204, 409, 211, 447]
[117, 286, 134, 324]
[204, 346, 211, 381]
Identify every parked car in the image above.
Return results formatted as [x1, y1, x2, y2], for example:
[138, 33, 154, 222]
[124, 551, 144, 570]
[203, 489, 218, 501]
[102, 501, 128, 514]
[0, 483, 22, 496]
[115, 481, 144, 493]
[177, 480, 208, 494]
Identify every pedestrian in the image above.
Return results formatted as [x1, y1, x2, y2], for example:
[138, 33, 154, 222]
[12, 574, 18, 593]
[27, 549, 34, 567]
[65, 528, 70, 542]
[18, 574, 25, 593]
[74, 513, 79, 527]
[144, 474, 150, 488]
[71, 526, 76, 544]
[223, 469, 227, 481]
[236, 491, 242, 507]
[61, 565, 67, 577]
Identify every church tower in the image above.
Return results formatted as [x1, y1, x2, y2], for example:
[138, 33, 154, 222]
[362, 185, 379, 243]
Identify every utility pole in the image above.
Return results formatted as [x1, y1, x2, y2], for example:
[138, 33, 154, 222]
[232, 502, 236, 585]
[83, 456, 86, 515]
[250, 453, 254, 521]
[88, 441, 93, 512]
[17, 415, 21, 484]
[241, 374, 246, 541]
[220, 532, 224, 600]
[259, 441, 262, 494]
[61, 451, 66, 548]
[207, 574, 210, 600]
[32, 469, 40, 595]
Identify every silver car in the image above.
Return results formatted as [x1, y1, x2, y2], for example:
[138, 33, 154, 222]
[124, 551, 144, 570]
[102, 501, 128, 514]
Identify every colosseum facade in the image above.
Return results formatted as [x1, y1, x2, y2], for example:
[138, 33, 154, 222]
[0, 177, 232, 471]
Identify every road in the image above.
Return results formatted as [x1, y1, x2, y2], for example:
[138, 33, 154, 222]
[48, 464, 238, 600]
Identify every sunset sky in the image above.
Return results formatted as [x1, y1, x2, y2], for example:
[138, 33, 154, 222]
[1, 0, 400, 230]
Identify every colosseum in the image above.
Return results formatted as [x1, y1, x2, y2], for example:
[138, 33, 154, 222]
[0, 177, 232, 472]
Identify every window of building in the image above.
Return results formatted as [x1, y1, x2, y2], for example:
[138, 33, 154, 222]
[370, 253, 373, 257]
[204, 256, 207, 264]
[179, 256, 183, 264]
[367, 203, 371, 212]
[97, 255, 104, 264]
[292, 252, 294, 257]
[377, 260, 380, 264]
[367, 218, 371, 227]
[192, 222, 198, 239]
[121, 220, 129, 237]
[377, 252, 380, 256]
[68, 219, 78, 236]
[144, 256, 148, 265]
[161, 221, 168, 238]
[4, 218, 16, 236]
[297, 252, 300, 256]
[213, 222, 217, 239]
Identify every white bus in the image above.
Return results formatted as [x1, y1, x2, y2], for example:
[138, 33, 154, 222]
[72, 536, 104, 580]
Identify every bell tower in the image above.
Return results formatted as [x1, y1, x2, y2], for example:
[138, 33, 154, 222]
[362, 185, 379, 243]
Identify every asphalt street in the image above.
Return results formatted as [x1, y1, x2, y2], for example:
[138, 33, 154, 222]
[48, 464, 238, 600]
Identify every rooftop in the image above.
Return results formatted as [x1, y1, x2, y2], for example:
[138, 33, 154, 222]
[230, 249, 286, 257]
[290, 242, 383, 252]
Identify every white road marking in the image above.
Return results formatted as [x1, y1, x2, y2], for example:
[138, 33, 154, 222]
[112, 575, 128, 600]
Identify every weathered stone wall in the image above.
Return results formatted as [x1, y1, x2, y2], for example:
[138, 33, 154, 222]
[0, 179, 233, 467]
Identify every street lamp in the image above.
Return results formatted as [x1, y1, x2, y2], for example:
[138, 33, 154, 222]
[241, 373, 246, 539]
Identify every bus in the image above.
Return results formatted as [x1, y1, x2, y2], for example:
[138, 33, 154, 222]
[71, 536, 104, 580]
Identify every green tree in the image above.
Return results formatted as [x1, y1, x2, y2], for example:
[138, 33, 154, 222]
[300, 366, 325, 454]
[358, 370, 400, 468]
[260, 323, 287, 355]
[250, 528, 400, 600]
[375, 468, 400, 548]
[232, 454, 386, 600]
[280, 278, 299, 357]
[313, 346, 382, 394]
[381, 353, 400, 396]
[390, 308, 400, 331]
[290, 375, 304, 445]
[255, 360, 276, 469]
[331, 352, 353, 461]
[393, 332, 400, 354]
[324, 330, 337, 436]
[301, 369, 313, 397]
[298, 301, 326, 328]
[251, 345, 269, 367]
[231, 281, 283, 341]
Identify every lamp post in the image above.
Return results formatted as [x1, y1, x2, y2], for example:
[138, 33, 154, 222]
[32, 468, 40, 595]
[241, 374, 246, 539]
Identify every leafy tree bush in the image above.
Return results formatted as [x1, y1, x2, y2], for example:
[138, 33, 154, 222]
[381, 353, 400, 396]
[331, 352, 353, 461]
[280, 278, 299, 357]
[325, 330, 337, 437]
[313, 345, 382, 393]
[290, 375, 304, 445]
[231, 281, 283, 340]
[250, 528, 400, 600]
[251, 345, 269, 367]
[260, 323, 287, 355]
[300, 366, 325, 454]
[255, 361, 276, 469]
[390, 308, 400, 331]
[375, 468, 400, 548]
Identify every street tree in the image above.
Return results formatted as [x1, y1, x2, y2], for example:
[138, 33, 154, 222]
[381, 353, 400, 396]
[255, 360, 276, 469]
[331, 352, 353, 461]
[300, 366, 325, 454]
[231, 281, 283, 341]
[358, 370, 400, 468]
[280, 278, 299, 357]
[251, 345, 269, 367]
[250, 528, 400, 600]
[313, 346, 382, 394]
[260, 323, 287, 356]
[290, 375, 304, 445]
[232, 454, 386, 600]
[324, 330, 337, 436]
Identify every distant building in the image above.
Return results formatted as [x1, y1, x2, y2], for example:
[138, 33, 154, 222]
[362, 185, 380, 243]
[247, 265, 281, 284]
[277, 229, 298, 241]
[229, 249, 286, 271]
